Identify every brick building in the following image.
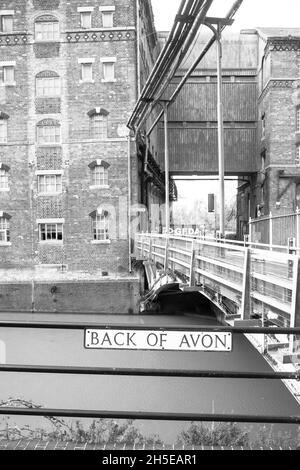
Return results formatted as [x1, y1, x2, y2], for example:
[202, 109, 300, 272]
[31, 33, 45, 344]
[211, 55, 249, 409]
[0, 0, 159, 279]
[237, 28, 300, 242]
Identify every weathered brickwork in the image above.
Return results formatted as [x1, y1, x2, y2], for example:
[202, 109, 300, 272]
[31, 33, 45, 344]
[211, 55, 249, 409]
[0, 0, 158, 275]
[237, 31, 300, 237]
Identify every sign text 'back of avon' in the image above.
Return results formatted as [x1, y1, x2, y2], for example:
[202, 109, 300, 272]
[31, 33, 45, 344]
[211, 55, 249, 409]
[85, 330, 232, 352]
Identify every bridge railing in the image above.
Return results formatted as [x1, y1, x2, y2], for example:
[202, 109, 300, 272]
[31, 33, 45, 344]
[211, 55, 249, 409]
[135, 233, 300, 331]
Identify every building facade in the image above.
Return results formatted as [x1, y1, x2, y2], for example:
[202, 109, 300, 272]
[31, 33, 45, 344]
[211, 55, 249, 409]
[0, 0, 159, 276]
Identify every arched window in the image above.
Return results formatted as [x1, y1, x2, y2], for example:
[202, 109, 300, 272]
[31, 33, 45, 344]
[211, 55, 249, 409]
[0, 163, 10, 190]
[35, 15, 59, 42]
[0, 212, 11, 243]
[90, 208, 110, 242]
[88, 159, 110, 187]
[88, 108, 109, 139]
[37, 119, 60, 145]
[36, 70, 60, 96]
[0, 112, 9, 144]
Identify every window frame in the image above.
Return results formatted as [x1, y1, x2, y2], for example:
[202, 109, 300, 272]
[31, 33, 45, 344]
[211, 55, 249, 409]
[36, 75, 61, 97]
[100, 57, 116, 83]
[80, 11, 92, 29]
[0, 168, 9, 191]
[78, 58, 95, 83]
[296, 144, 300, 167]
[99, 6, 115, 28]
[0, 63, 15, 85]
[37, 122, 61, 145]
[0, 14, 14, 33]
[0, 216, 10, 244]
[91, 165, 109, 188]
[38, 222, 64, 243]
[37, 173, 63, 195]
[35, 19, 60, 42]
[90, 114, 108, 140]
[91, 213, 110, 242]
[296, 107, 300, 133]
[0, 120, 8, 143]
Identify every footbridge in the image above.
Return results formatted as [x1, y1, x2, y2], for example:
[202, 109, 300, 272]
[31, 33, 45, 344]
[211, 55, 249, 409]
[135, 232, 300, 358]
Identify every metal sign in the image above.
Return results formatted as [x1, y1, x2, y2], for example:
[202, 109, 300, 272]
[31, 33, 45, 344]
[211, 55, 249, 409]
[84, 329, 232, 352]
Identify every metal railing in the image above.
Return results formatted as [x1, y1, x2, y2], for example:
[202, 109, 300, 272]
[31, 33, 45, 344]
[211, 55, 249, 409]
[249, 209, 300, 248]
[135, 233, 300, 332]
[0, 320, 299, 425]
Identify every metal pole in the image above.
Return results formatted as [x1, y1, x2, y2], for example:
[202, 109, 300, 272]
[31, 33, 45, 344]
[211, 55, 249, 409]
[163, 103, 170, 234]
[216, 24, 225, 237]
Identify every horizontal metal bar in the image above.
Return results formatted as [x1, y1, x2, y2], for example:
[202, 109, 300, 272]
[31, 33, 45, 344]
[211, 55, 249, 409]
[0, 365, 298, 380]
[0, 321, 300, 335]
[0, 407, 298, 424]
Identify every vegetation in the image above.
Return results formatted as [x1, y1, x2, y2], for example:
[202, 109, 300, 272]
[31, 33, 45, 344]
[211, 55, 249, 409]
[0, 399, 299, 449]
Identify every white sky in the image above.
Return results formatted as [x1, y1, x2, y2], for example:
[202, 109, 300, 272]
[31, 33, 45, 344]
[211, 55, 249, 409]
[151, 0, 300, 31]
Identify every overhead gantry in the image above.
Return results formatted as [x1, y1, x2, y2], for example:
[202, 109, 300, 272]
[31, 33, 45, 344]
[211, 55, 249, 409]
[128, 0, 244, 237]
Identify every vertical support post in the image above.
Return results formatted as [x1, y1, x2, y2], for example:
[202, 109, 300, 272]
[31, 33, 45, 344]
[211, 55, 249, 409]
[163, 103, 170, 235]
[189, 239, 196, 287]
[216, 24, 225, 238]
[249, 217, 252, 244]
[296, 207, 300, 249]
[149, 236, 153, 262]
[241, 248, 250, 320]
[269, 212, 273, 251]
[290, 256, 300, 353]
[164, 235, 169, 271]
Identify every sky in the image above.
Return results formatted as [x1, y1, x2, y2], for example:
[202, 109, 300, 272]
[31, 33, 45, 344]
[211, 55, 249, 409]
[151, 0, 300, 32]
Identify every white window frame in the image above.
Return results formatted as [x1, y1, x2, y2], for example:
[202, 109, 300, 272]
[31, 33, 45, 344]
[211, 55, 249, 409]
[77, 7, 94, 29]
[35, 20, 60, 42]
[37, 172, 63, 195]
[296, 144, 300, 167]
[37, 124, 61, 145]
[0, 11, 14, 33]
[91, 214, 110, 242]
[100, 57, 116, 83]
[0, 216, 10, 244]
[38, 220, 64, 244]
[36, 76, 61, 97]
[0, 120, 7, 143]
[91, 165, 109, 188]
[90, 114, 108, 140]
[99, 6, 115, 28]
[0, 168, 9, 191]
[296, 108, 300, 133]
[78, 58, 95, 83]
[0, 61, 16, 85]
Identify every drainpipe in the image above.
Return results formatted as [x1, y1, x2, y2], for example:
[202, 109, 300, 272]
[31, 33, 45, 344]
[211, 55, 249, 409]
[128, 134, 132, 273]
[135, 0, 141, 98]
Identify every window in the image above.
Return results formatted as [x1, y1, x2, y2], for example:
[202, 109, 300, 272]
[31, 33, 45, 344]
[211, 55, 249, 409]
[90, 115, 107, 139]
[296, 108, 300, 133]
[296, 144, 300, 167]
[81, 11, 91, 28]
[39, 223, 63, 242]
[103, 62, 115, 82]
[81, 63, 93, 82]
[79, 59, 95, 82]
[101, 57, 116, 82]
[36, 72, 60, 97]
[0, 216, 10, 243]
[100, 7, 115, 28]
[0, 169, 9, 190]
[91, 213, 109, 241]
[0, 63, 15, 85]
[261, 113, 266, 139]
[38, 174, 62, 194]
[0, 120, 7, 143]
[1, 14, 13, 33]
[37, 119, 60, 145]
[35, 16, 59, 42]
[92, 165, 109, 187]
